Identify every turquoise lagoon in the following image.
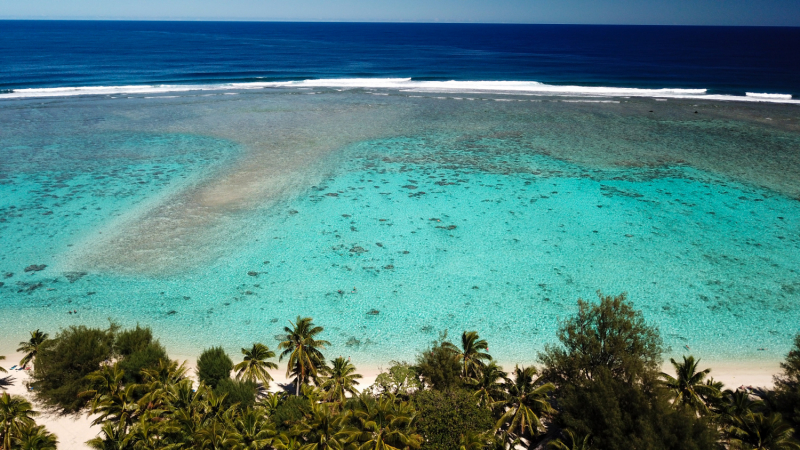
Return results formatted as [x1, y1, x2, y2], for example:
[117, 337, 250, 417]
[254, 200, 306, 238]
[1, 89, 799, 369]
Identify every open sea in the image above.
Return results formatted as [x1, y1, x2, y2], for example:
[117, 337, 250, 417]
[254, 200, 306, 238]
[1, 21, 799, 369]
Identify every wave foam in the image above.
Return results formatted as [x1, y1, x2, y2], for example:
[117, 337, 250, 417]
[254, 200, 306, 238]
[746, 92, 793, 100]
[1, 78, 797, 104]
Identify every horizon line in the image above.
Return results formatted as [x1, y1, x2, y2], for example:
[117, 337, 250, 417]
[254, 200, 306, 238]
[1, 18, 799, 28]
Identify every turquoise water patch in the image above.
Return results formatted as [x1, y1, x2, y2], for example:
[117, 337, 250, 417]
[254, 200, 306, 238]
[4, 131, 797, 369]
[210, 136, 800, 365]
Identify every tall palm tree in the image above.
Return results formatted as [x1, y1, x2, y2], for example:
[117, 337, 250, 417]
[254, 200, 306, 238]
[444, 331, 492, 379]
[660, 356, 718, 413]
[494, 366, 555, 441]
[278, 317, 330, 396]
[0, 356, 6, 373]
[17, 330, 49, 368]
[0, 393, 39, 450]
[349, 392, 422, 450]
[15, 423, 58, 450]
[320, 357, 363, 403]
[470, 362, 507, 410]
[234, 343, 278, 387]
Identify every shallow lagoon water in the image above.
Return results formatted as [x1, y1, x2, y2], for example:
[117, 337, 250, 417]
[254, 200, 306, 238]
[1, 88, 799, 369]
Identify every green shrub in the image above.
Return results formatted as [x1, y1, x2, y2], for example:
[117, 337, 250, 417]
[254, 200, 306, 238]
[197, 347, 233, 388]
[416, 339, 462, 391]
[214, 378, 257, 409]
[118, 342, 169, 384]
[115, 325, 154, 356]
[412, 389, 494, 450]
[540, 293, 715, 450]
[30, 325, 115, 413]
[369, 361, 421, 397]
[271, 395, 311, 431]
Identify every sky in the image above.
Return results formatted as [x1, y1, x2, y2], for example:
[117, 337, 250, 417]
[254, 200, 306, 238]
[0, 0, 799, 26]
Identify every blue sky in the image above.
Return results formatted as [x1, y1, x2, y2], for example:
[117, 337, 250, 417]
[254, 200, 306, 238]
[1, 0, 799, 26]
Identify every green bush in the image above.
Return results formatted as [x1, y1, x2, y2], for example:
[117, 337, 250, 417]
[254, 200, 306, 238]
[197, 347, 233, 388]
[118, 342, 169, 384]
[30, 325, 115, 413]
[115, 325, 154, 356]
[412, 389, 494, 450]
[416, 340, 462, 391]
[540, 293, 715, 450]
[214, 378, 257, 409]
[557, 368, 716, 450]
[369, 361, 421, 397]
[271, 395, 311, 431]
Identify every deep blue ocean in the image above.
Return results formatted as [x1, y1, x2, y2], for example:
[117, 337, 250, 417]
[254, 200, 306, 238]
[1, 21, 799, 96]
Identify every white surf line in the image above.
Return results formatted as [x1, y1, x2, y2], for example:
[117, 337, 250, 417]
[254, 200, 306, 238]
[1, 78, 797, 104]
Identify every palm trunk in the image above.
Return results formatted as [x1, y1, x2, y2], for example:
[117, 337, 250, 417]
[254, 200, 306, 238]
[296, 364, 304, 396]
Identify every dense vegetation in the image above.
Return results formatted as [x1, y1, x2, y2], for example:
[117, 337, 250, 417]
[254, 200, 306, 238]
[2, 292, 800, 449]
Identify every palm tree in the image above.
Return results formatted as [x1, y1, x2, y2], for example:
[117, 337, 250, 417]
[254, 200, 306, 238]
[278, 317, 330, 395]
[273, 433, 304, 450]
[17, 330, 49, 368]
[735, 412, 800, 450]
[196, 418, 243, 450]
[138, 359, 189, 410]
[0, 356, 10, 392]
[458, 430, 494, 450]
[320, 357, 363, 403]
[349, 392, 422, 450]
[86, 421, 132, 450]
[494, 366, 555, 441]
[234, 343, 278, 387]
[125, 412, 163, 450]
[470, 362, 507, 410]
[444, 331, 492, 379]
[660, 356, 718, 412]
[292, 402, 350, 450]
[0, 393, 39, 450]
[232, 408, 276, 450]
[15, 423, 58, 450]
[548, 429, 592, 450]
[83, 364, 141, 430]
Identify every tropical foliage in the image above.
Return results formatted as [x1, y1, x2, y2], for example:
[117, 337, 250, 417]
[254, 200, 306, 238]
[7, 292, 800, 449]
[17, 330, 49, 369]
[235, 343, 279, 388]
[279, 317, 330, 396]
[1, 393, 56, 450]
